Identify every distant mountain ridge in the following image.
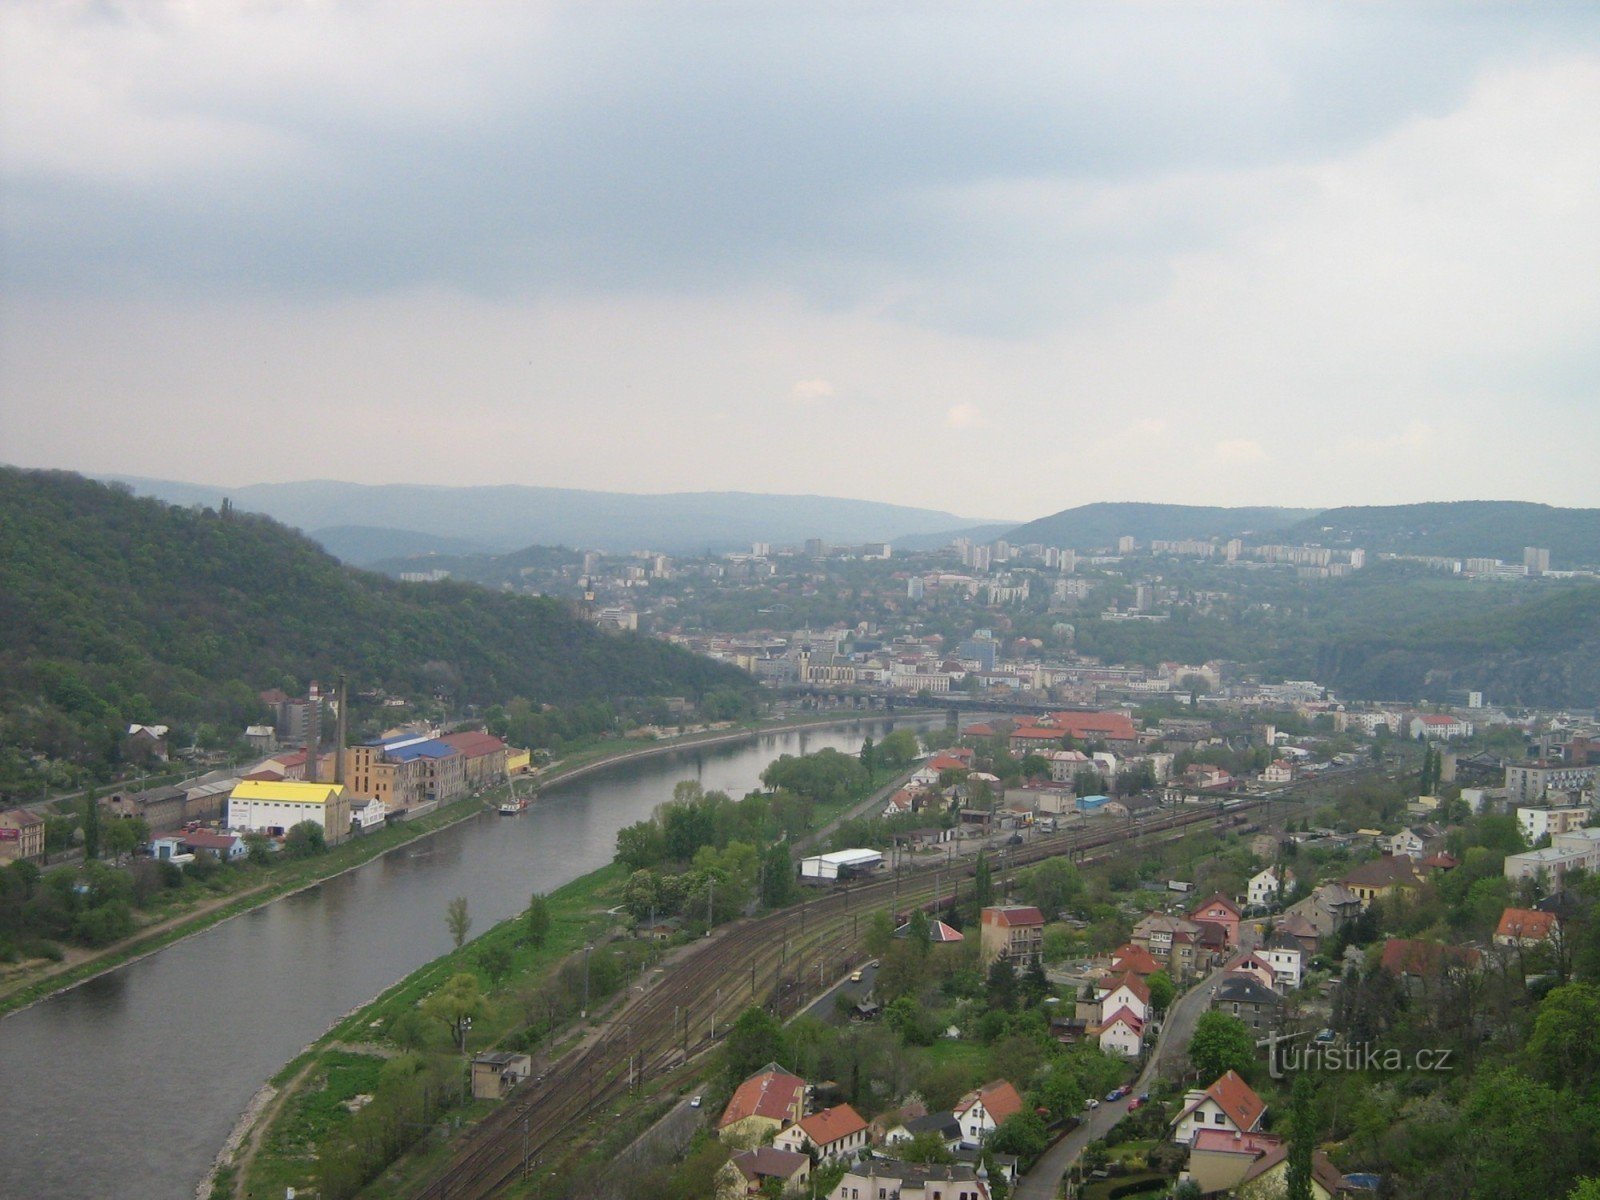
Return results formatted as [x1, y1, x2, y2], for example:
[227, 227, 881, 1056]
[99, 475, 1006, 558]
[1004, 502, 1320, 549]
[1278, 502, 1600, 567]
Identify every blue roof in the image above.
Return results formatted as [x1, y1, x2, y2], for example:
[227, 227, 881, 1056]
[377, 737, 457, 763]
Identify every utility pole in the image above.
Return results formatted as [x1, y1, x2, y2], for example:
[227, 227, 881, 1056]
[582, 944, 593, 1017]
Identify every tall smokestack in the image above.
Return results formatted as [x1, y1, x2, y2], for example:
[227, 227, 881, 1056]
[305, 681, 320, 784]
[334, 673, 348, 785]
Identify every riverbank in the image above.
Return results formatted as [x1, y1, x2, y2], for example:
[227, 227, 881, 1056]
[0, 708, 926, 1020]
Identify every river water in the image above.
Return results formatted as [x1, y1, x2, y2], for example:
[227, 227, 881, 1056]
[0, 718, 920, 1200]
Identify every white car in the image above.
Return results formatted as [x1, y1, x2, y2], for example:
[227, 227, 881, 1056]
[689, 1095, 702, 1109]
[1085, 1098, 1100, 1110]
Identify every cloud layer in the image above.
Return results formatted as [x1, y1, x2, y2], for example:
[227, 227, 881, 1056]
[2, 3, 1597, 516]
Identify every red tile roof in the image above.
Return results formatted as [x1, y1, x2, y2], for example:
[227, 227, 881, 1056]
[1379, 938, 1481, 976]
[797, 1103, 867, 1147]
[1110, 944, 1161, 975]
[439, 731, 507, 759]
[1092, 1006, 1145, 1035]
[1191, 1129, 1281, 1156]
[1495, 908, 1558, 942]
[1101, 972, 1151, 1005]
[1190, 892, 1242, 919]
[955, 1080, 1024, 1125]
[1030, 710, 1138, 742]
[983, 905, 1045, 927]
[1180, 1070, 1266, 1133]
[719, 1067, 807, 1129]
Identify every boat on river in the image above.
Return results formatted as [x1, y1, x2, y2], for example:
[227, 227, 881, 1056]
[497, 780, 535, 814]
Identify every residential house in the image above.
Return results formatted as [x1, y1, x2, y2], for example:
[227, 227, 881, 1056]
[1247, 866, 1288, 909]
[827, 1159, 991, 1200]
[1171, 1071, 1267, 1145]
[1262, 760, 1294, 784]
[1189, 893, 1242, 948]
[1096, 973, 1151, 1023]
[1412, 714, 1473, 741]
[952, 1080, 1024, 1145]
[1382, 829, 1427, 861]
[1108, 943, 1161, 977]
[1378, 939, 1482, 988]
[0, 809, 45, 862]
[1273, 912, 1323, 958]
[718, 1064, 809, 1147]
[978, 906, 1044, 965]
[1236, 1142, 1345, 1199]
[1188, 1131, 1342, 1199]
[180, 830, 248, 862]
[1494, 907, 1559, 948]
[470, 1052, 532, 1100]
[894, 918, 964, 944]
[717, 1147, 810, 1199]
[124, 723, 170, 764]
[1340, 856, 1424, 908]
[1263, 933, 1304, 992]
[1211, 975, 1283, 1033]
[773, 1103, 869, 1162]
[884, 1112, 963, 1153]
[1223, 953, 1276, 993]
[1132, 913, 1207, 981]
[1092, 1007, 1145, 1058]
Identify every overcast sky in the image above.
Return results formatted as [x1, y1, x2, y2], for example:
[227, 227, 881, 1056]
[3, 2, 1598, 521]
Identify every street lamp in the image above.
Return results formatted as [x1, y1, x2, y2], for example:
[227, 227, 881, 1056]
[582, 943, 593, 1017]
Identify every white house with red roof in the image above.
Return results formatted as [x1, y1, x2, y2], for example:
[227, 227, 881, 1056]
[1172, 1070, 1267, 1145]
[1411, 713, 1474, 740]
[1223, 952, 1276, 992]
[1494, 907, 1560, 947]
[718, 1064, 809, 1147]
[774, 1103, 869, 1162]
[1095, 972, 1150, 1023]
[1091, 1006, 1145, 1058]
[952, 1080, 1024, 1144]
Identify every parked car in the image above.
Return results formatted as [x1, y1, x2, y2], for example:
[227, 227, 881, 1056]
[1085, 1097, 1100, 1110]
[689, 1096, 702, 1109]
[850, 970, 864, 982]
[1107, 1085, 1130, 1101]
[1314, 1028, 1337, 1044]
[1128, 1096, 1144, 1111]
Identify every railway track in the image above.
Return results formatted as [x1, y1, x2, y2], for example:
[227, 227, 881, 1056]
[410, 798, 1264, 1199]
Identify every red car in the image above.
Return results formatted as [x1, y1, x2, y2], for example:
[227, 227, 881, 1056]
[1127, 1096, 1144, 1111]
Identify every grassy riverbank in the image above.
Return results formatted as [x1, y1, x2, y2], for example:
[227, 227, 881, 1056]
[0, 709, 911, 1020]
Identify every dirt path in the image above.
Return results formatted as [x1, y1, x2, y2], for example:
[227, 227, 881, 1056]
[216, 1056, 318, 1200]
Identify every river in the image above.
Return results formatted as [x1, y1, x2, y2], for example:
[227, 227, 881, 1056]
[0, 718, 925, 1200]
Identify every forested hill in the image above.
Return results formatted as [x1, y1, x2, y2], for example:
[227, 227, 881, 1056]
[0, 469, 752, 783]
[1276, 501, 1600, 567]
[1005, 502, 1316, 549]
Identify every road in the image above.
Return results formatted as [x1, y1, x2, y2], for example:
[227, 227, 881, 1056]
[1012, 958, 1235, 1200]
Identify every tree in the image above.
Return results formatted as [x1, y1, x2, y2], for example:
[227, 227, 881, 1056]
[724, 1005, 786, 1087]
[1286, 1075, 1315, 1200]
[760, 841, 796, 908]
[243, 832, 272, 866]
[81, 790, 101, 861]
[446, 895, 472, 948]
[1528, 982, 1600, 1091]
[974, 854, 995, 907]
[989, 1110, 1049, 1160]
[284, 820, 326, 859]
[986, 955, 1018, 1012]
[1146, 969, 1176, 1014]
[422, 972, 485, 1049]
[103, 818, 140, 866]
[1188, 1012, 1255, 1083]
[615, 820, 666, 872]
[859, 736, 876, 775]
[524, 892, 551, 947]
[478, 942, 514, 988]
[898, 1130, 954, 1164]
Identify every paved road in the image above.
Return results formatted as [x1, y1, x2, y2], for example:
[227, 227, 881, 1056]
[1012, 957, 1235, 1200]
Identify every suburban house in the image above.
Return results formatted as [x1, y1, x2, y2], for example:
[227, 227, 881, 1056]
[1262, 760, 1295, 784]
[1378, 938, 1482, 986]
[1096, 973, 1151, 1022]
[1092, 1007, 1145, 1058]
[1222, 952, 1276, 992]
[1109, 943, 1161, 977]
[1494, 907, 1560, 948]
[716, 1147, 811, 1199]
[978, 905, 1045, 965]
[774, 1103, 869, 1162]
[1171, 1071, 1267, 1145]
[718, 1064, 809, 1147]
[1187, 1130, 1343, 1198]
[828, 1159, 991, 1200]
[895, 918, 965, 944]
[1382, 828, 1427, 860]
[884, 1111, 964, 1152]
[1189, 893, 1242, 947]
[952, 1080, 1024, 1144]
[469, 1051, 532, 1100]
[0, 808, 45, 862]
[1247, 866, 1290, 909]
[124, 723, 170, 763]
[179, 830, 248, 862]
[1263, 933, 1304, 992]
[1211, 975, 1284, 1032]
[1340, 856, 1423, 908]
[1132, 913, 1208, 980]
